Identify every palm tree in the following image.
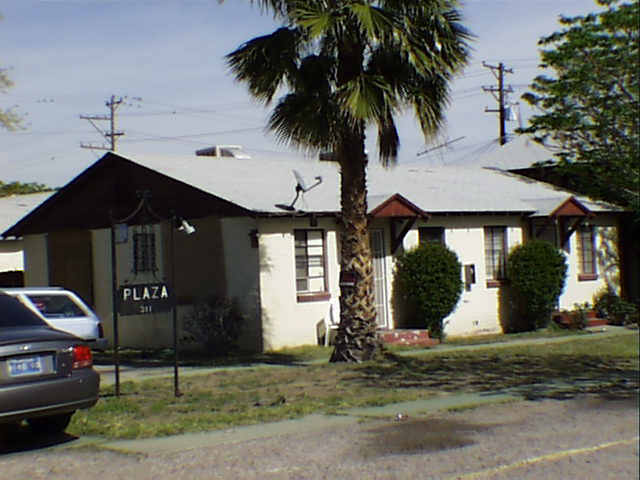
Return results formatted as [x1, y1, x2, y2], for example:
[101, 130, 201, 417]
[226, 0, 470, 362]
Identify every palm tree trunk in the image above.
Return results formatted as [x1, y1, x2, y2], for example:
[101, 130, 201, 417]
[330, 135, 381, 363]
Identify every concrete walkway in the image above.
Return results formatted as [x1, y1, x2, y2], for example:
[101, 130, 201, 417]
[85, 326, 637, 454]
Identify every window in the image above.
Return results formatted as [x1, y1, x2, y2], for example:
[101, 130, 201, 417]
[419, 227, 445, 245]
[531, 218, 557, 247]
[484, 226, 507, 283]
[577, 225, 597, 279]
[26, 294, 85, 318]
[294, 230, 326, 295]
[133, 232, 156, 274]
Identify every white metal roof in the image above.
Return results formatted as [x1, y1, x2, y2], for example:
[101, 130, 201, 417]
[0, 192, 54, 239]
[116, 150, 620, 217]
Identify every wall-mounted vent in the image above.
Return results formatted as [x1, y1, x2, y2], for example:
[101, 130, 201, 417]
[195, 145, 251, 159]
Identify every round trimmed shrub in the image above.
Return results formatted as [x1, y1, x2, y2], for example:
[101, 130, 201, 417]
[393, 242, 463, 339]
[506, 240, 567, 331]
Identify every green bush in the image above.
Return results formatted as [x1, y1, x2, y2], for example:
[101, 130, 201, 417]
[506, 240, 567, 332]
[393, 242, 463, 339]
[181, 296, 246, 355]
[593, 289, 639, 326]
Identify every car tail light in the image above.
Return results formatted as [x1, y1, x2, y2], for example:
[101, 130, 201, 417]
[98, 323, 104, 338]
[72, 345, 93, 369]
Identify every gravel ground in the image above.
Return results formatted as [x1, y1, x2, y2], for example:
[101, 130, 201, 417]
[1, 395, 638, 480]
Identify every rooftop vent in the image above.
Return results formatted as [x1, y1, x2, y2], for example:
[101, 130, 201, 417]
[195, 145, 251, 159]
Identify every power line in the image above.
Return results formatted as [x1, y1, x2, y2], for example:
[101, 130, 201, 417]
[416, 136, 465, 157]
[121, 126, 264, 144]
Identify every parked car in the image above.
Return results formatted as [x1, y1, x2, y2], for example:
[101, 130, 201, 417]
[0, 293, 100, 434]
[0, 287, 107, 350]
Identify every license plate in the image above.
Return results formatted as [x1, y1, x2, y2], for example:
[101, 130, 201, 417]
[9, 356, 43, 377]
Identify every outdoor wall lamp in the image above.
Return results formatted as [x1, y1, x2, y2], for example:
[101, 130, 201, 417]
[178, 218, 196, 235]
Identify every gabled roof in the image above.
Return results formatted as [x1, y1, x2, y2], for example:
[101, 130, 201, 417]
[524, 196, 595, 218]
[369, 194, 429, 218]
[549, 196, 592, 217]
[3, 153, 250, 238]
[3, 150, 623, 238]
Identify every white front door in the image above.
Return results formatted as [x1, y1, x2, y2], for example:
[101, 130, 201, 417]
[369, 229, 389, 328]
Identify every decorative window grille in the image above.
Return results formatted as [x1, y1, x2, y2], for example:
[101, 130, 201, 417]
[133, 232, 156, 274]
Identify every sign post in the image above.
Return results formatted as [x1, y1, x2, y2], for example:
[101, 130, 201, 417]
[108, 192, 192, 398]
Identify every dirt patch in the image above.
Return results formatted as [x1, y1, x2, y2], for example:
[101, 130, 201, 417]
[359, 417, 495, 457]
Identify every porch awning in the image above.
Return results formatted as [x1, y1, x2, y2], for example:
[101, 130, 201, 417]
[369, 194, 430, 254]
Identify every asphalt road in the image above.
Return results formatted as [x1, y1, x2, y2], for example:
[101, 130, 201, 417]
[1, 394, 638, 479]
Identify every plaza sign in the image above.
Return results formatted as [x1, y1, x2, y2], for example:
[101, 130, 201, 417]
[117, 282, 174, 316]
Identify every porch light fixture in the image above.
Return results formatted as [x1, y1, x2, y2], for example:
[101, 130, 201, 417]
[177, 218, 196, 235]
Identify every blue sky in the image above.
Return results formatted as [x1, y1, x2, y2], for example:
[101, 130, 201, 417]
[1, 0, 597, 187]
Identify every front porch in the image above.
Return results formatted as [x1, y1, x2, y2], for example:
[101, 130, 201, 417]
[378, 329, 439, 347]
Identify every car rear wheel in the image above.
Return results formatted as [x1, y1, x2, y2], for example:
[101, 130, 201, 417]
[27, 413, 73, 434]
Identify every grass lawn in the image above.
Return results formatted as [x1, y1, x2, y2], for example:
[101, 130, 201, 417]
[72, 332, 638, 440]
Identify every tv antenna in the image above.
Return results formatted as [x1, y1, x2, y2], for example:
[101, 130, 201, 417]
[275, 169, 323, 212]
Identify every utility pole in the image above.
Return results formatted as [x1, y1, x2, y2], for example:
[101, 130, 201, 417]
[482, 62, 513, 145]
[80, 95, 124, 151]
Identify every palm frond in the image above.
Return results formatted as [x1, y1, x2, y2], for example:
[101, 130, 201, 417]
[376, 110, 400, 166]
[268, 92, 338, 150]
[226, 27, 300, 104]
[412, 73, 450, 140]
[226, 0, 471, 164]
[293, 54, 334, 95]
[337, 73, 398, 123]
[366, 43, 416, 101]
[291, 2, 335, 39]
[347, 3, 394, 41]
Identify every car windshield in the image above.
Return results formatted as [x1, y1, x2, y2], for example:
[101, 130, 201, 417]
[0, 294, 46, 327]
[26, 294, 86, 318]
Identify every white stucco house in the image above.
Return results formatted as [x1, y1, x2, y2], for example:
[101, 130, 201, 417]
[0, 192, 54, 287]
[3, 148, 627, 351]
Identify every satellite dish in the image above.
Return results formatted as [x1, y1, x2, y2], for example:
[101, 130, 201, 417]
[275, 170, 323, 212]
[293, 169, 322, 192]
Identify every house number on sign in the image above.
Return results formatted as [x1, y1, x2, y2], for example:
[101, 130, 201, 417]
[117, 282, 175, 316]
